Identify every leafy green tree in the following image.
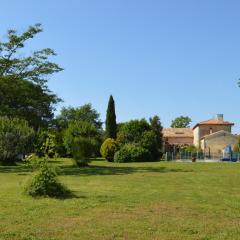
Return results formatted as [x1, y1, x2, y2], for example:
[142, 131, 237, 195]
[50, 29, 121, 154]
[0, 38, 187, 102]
[56, 104, 102, 130]
[0, 117, 34, 163]
[117, 119, 161, 160]
[0, 24, 62, 128]
[105, 95, 117, 139]
[63, 121, 101, 166]
[117, 119, 151, 145]
[171, 116, 192, 128]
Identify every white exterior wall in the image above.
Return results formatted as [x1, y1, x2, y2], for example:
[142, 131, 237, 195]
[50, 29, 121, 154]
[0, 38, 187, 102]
[193, 126, 200, 147]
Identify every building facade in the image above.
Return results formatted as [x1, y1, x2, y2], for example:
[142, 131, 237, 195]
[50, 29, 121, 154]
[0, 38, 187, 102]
[163, 114, 238, 155]
[193, 114, 234, 148]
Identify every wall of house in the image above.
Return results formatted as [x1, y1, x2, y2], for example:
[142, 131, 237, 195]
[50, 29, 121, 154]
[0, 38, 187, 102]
[193, 127, 200, 147]
[199, 125, 231, 139]
[202, 134, 237, 154]
[194, 125, 232, 148]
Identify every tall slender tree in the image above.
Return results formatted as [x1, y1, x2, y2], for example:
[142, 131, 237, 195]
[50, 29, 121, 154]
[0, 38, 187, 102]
[105, 95, 117, 139]
[149, 115, 163, 151]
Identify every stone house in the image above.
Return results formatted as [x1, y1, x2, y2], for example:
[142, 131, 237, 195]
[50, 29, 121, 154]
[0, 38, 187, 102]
[163, 128, 193, 145]
[163, 114, 238, 155]
[193, 114, 234, 147]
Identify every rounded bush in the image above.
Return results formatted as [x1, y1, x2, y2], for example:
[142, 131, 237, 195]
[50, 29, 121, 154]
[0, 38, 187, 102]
[114, 144, 152, 163]
[100, 138, 118, 162]
[25, 162, 70, 198]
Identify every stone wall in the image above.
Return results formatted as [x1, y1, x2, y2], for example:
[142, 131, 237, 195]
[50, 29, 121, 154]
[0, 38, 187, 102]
[202, 134, 238, 154]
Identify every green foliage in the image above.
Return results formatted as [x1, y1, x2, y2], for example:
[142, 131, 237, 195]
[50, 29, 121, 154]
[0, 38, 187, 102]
[100, 138, 119, 162]
[56, 104, 102, 130]
[117, 119, 151, 145]
[171, 116, 192, 128]
[117, 119, 161, 160]
[0, 77, 60, 129]
[64, 121, 101, 166]
[34, 129, 48, 157]
[181, 145, 202, 157]
[149, 115, 163, 150]
[233, 136, 240, 152]
[114, 144, 152, 163]
[0, 24, 63, 87]
[34, 129, 67, 158]
[24, 154, 46, 170]
[41, 132, 58, 158]
[0, 24, 62, 129]
[105, 95, 117, 139]
[0, 117, 34, 163]
[181, 145, 201, 153]
[139, 130, 158, 159]
[25, 160, 70, 198]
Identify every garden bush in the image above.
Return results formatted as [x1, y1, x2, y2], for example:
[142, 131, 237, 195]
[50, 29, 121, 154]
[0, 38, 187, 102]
[25, 160, 71, 198]
[100, 138, 118, 162]
[114, 144, 153, 163]
[24, 154, 46, 170]
[116, 119, 162, 161]
[64, 120, 101, 166]
[0, 117, 34, 163]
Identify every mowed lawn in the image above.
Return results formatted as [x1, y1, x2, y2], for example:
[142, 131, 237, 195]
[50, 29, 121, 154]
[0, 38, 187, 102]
[0, 159, 240, 240]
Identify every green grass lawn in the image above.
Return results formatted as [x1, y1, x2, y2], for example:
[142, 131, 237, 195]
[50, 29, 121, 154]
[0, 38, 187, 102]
[0, 159, 240, 240]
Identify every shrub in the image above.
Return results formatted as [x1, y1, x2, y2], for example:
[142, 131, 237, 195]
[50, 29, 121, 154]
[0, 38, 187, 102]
[116, 119, 161, 161]
[24, 154, 46, 170]
[114, 144, 152, 163]
[233, 136, 240, 153]
[34, 129, 67, 158]
[71, 137, 97, 167]
[100, 138, 118, 162]
[0, 117, 34, 163]
[139, 130, 160, 160]
[117, 119, 151, 146]
[64, 120, 101, 166]
[25, 160, 70, 198]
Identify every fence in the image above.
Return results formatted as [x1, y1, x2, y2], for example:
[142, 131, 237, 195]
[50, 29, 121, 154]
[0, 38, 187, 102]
[165, 151, 240, 162]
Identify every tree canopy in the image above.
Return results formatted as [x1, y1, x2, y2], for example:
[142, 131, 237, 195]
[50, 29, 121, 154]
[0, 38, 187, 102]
[171, 116, 192, 128]
[56, 104, 102, 130]
[117, 118, 162, 160]
[0, 24, 62, 128]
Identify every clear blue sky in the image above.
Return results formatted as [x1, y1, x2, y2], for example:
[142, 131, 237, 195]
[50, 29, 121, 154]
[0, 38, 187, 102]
[1, 0, 240, 131]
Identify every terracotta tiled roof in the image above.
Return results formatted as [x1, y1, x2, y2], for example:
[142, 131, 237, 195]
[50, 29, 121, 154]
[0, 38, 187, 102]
[163, 128, 193, 138]
[193, 118, 234, 129]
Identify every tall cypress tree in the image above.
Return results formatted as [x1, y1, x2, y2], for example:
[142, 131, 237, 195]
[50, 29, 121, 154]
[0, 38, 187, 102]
[105, 95, 117, 139]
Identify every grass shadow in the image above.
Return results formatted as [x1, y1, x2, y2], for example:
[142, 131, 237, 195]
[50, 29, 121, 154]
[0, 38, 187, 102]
[0, 160, 194, 177]
[0, 164, 31, 174]
[60, 165, 194, 176]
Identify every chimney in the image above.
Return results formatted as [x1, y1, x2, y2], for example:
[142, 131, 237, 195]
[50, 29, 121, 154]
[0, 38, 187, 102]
[216, 114, 224, 121]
